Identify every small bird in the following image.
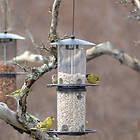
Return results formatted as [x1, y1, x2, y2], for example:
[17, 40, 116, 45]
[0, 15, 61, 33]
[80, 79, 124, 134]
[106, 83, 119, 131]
[86, 74, 100, 84]
[6, 89, 32, 97]
[30, 116, 54, 131]
[6, 89, 21, 97]
[52, 73, 100, 84]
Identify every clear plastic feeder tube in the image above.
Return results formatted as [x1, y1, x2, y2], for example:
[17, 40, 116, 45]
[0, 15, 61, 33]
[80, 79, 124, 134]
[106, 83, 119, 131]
[0, 39, 16, 62]
[58, 45, 86, 84]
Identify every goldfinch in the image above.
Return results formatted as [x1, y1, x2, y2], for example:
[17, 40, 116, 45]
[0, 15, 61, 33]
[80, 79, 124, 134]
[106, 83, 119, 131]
[52, 73, 100, 84]
[30, 116, 54, 131]
[5, 89, 21, 97]
[86, 74, 100, 84]
[6, 89, 32, 97]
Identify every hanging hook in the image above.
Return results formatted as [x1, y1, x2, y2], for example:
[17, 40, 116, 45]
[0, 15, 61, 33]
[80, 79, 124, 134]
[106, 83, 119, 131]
[4, 0, 8, 33]
[71, 0, 75, 39]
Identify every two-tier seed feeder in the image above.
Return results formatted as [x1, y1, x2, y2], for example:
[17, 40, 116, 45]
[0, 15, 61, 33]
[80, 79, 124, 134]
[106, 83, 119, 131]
[0, 32, 25, 110]
[47, 0, 99, 136]
[48, 36, 97, 136]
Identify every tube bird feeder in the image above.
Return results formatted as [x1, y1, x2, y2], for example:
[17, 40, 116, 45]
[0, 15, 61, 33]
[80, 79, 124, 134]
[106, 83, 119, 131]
[0, 32, 25, 110]
[48, 36, 97, 136]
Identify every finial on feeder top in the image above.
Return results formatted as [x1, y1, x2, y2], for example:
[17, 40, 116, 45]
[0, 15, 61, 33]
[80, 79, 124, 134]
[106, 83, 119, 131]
[71, 35, 75, 39]
[4, 31, 8, 34]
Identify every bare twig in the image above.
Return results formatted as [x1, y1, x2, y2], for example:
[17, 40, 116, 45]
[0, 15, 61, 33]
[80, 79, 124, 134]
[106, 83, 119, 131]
[25, 30, 41, 55]
[12, 62, 27, 72]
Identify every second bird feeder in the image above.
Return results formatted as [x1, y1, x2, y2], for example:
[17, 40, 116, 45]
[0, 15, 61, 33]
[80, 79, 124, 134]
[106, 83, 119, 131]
[0, 32, 25, 110]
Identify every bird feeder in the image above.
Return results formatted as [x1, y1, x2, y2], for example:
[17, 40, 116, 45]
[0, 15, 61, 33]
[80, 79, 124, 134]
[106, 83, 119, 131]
[48, 36, 97, 135]
[0, 32, 25, 110]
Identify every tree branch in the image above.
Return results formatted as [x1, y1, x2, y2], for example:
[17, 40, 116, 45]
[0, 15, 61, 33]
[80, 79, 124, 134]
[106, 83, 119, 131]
[48, 0, 61, 57]
[0, 102, 59, 140]
[134, 0, 140, 10]
[9, 51, 46, 64]
[0, 56, 59, 140]
[49, 0, 61, 42]
[86, 41, 140, 72]
[0, 102, 26, 132]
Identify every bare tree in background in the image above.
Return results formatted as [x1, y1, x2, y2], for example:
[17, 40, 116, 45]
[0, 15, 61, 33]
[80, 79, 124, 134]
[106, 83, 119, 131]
[0, 0, 139, 140]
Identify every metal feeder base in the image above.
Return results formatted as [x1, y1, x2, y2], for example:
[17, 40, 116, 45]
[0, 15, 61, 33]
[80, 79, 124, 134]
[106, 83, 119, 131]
[47, 84, 99, 87]
[46, 129, 96, 136]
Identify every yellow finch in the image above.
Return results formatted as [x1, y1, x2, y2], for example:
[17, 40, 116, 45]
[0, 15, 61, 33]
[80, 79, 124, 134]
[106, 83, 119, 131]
[30, 116, 54, 131]
[6, 89, 21, 97]
[5, 89, 32, 97]
[86, 74, 100, 84]
[52, 73, 100, 84]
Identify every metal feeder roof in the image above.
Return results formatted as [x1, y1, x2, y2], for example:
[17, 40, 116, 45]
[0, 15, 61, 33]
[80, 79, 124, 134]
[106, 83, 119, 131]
[51, 38, 96, 46]
[0, 33, 25, 40]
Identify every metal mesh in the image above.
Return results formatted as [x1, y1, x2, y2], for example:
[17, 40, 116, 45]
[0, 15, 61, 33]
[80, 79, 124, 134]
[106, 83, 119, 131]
[57, 91, 86, 132]
[0, 63, 17, 110]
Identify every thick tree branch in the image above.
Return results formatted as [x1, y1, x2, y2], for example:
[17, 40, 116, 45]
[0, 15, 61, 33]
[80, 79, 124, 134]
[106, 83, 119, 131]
[48, 0, 61, 57]
[9, 51, 45, 64]
[49, 0, 61, 42]
[0, 102, 59, 140]
[0, 102, 26, 132]
[17, 56, 56, 116]
[86, 41, 140, 72]
[134, 0, 140, 10]
[16, 56, 57, 140]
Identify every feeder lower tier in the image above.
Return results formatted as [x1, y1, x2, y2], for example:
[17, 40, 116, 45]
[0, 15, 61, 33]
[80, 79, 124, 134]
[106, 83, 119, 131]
[57, 90, 86, 132]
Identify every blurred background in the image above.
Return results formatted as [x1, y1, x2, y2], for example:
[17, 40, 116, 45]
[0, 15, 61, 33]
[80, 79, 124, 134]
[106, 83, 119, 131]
[0, 0, 140, 140]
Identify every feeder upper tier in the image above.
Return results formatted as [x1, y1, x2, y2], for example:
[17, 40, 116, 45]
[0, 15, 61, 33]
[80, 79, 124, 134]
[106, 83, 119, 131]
[0, 33, 25, 62]
[51, 38, 96, 46]
[0, 33, 25, 40]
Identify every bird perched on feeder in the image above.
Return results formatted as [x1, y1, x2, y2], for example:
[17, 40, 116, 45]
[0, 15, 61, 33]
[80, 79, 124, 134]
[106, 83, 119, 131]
[52, 73, 100, 84]
[86, 74, 100, 84]
[30, 116, 54, 131]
